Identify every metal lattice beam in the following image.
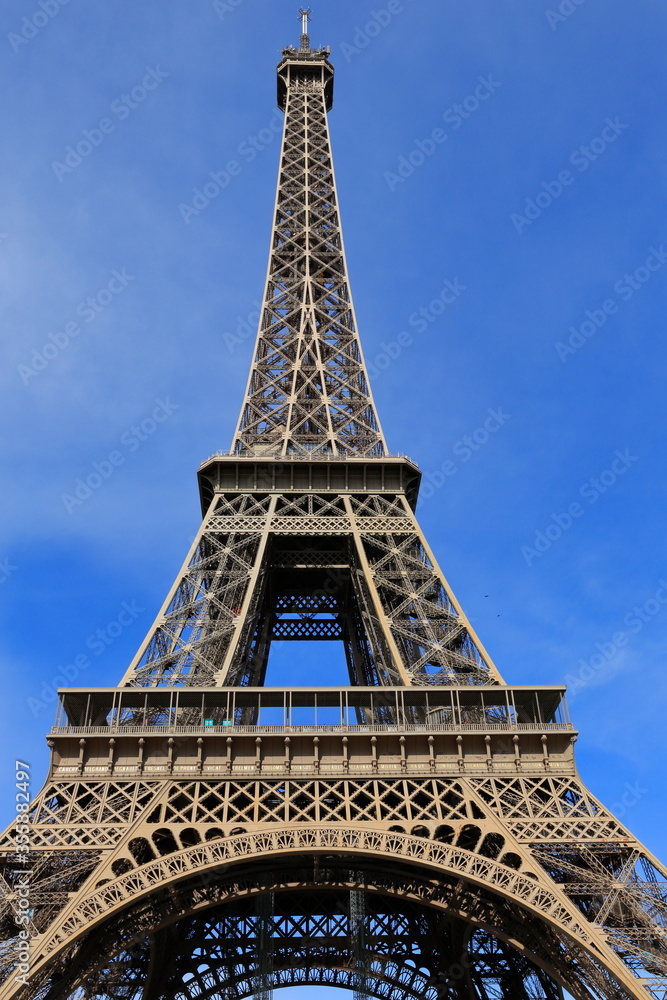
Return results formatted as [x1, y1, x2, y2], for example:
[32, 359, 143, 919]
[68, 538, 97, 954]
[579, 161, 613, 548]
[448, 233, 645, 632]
[1, 17, 666, 1000]
[232, 45, 385, 459]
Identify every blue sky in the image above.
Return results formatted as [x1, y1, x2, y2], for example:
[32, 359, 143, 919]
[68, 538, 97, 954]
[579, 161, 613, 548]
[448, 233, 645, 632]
[1, 0, 666, 982]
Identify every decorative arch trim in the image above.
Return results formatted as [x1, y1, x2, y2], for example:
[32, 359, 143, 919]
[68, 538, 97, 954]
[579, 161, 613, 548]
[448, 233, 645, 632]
[24, 826, 638, 1000]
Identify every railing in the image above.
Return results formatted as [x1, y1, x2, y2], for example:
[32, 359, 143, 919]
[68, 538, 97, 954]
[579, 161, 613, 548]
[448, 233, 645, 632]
[49, 722, 575, 737]
[199, 450, 418, 468]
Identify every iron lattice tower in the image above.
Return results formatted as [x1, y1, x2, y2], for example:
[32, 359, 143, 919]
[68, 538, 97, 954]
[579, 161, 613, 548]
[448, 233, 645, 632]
[1, 15, 666, 1000]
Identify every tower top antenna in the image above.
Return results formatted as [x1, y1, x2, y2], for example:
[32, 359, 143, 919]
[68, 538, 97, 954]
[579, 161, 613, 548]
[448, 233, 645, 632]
[298, 7, 312, 51]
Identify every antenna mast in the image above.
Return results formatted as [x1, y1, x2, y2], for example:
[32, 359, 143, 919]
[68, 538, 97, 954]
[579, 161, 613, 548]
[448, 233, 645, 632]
[298, 7, 312, 51]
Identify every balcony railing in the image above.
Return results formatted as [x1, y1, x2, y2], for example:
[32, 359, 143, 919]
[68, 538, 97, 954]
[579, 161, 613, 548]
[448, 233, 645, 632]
[50, 721, 574, 737]
[199, 450, 419, 468]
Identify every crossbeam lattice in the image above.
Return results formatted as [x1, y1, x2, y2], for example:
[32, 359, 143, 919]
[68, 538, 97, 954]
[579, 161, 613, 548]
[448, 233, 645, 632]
[232, 52, 385, 459]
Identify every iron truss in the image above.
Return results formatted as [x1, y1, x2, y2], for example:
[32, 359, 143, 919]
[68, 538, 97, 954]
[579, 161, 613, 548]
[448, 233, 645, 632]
[2, 21, 666, 1000]
[8, 887, 567, 1000]
[232, 41, 385, 459]
[119, 491, 500, 688]
[0, 763, 665, 999]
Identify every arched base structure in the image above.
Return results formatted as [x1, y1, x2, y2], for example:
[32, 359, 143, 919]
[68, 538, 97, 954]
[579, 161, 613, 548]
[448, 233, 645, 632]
[41, 888, 566, 1000]
[0, 829, 658, 1000]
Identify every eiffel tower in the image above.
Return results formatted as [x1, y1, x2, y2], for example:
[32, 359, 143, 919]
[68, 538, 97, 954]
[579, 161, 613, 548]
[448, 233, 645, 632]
[1, 11, 666, 1000]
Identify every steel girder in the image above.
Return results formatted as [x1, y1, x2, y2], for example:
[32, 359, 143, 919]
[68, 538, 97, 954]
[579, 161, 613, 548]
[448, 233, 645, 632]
[16, 887, 566, 1000]
[118, 489, 500, 689]
[1, 764, 666, 999]
[232, 46, 385, 459]
[3, 30, 666, 1000]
